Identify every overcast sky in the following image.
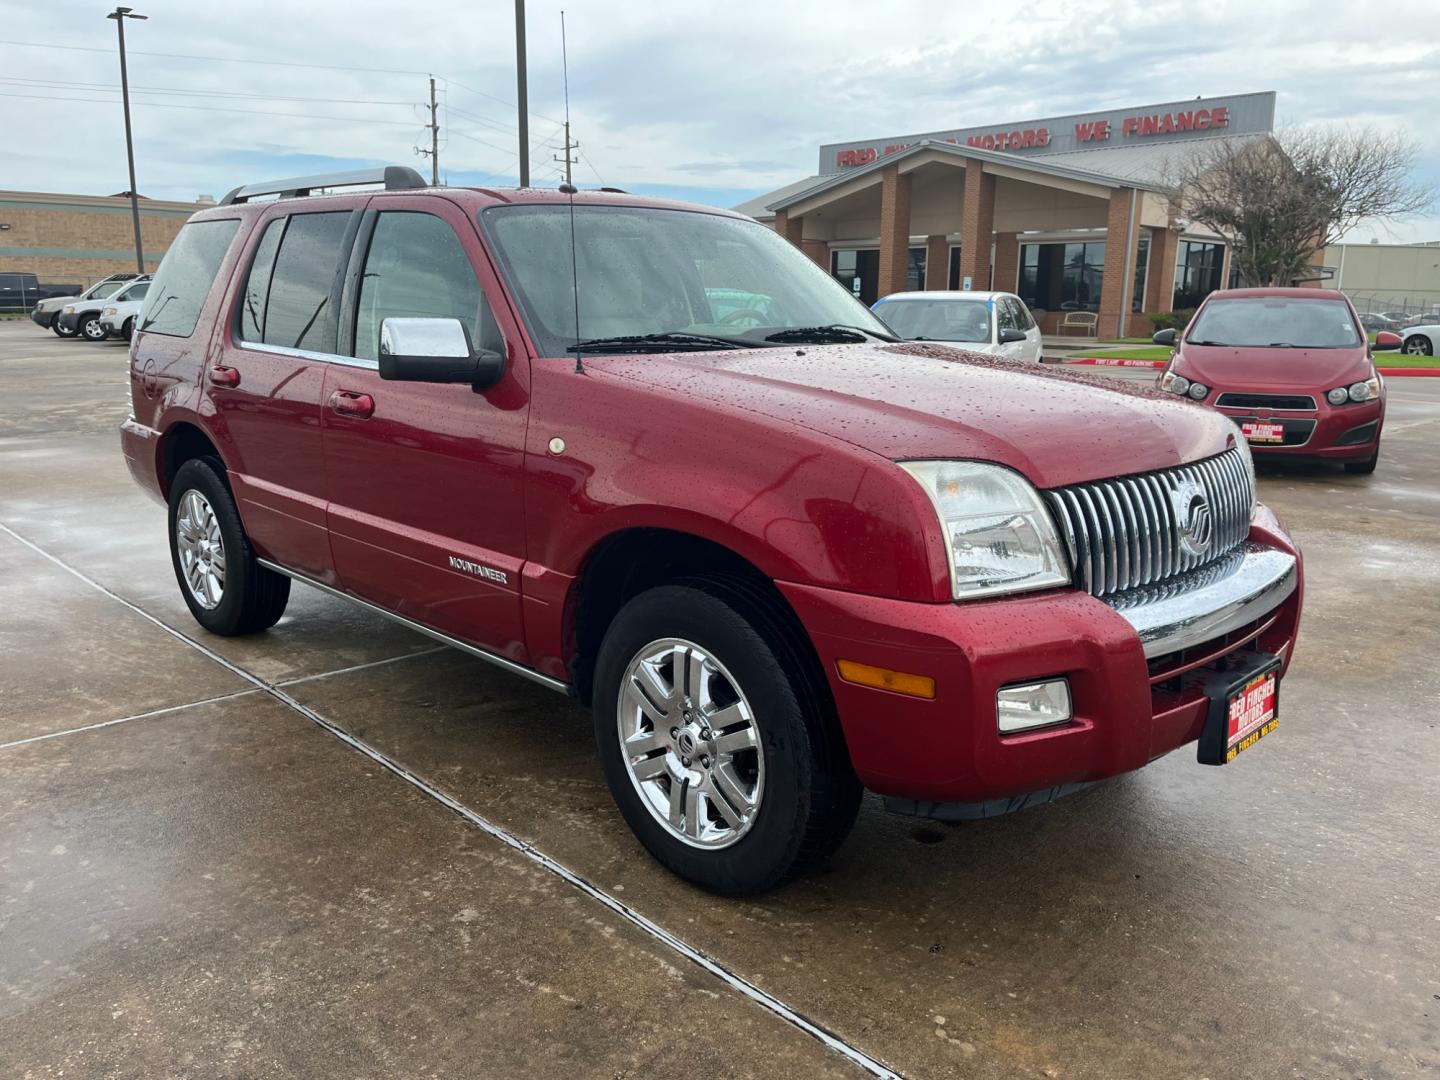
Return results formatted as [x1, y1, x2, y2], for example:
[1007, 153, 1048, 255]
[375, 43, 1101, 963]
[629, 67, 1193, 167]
[3, 0, 1437, 242]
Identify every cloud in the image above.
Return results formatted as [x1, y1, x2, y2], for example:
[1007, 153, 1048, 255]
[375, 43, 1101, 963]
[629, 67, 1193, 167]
[0, 0, 1435, 239]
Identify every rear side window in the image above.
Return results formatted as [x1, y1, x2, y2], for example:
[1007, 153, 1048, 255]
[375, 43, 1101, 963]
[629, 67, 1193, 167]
[242, 211, 351, 353]
[141, 219, 240, 337]
[353, 211, 496, 361]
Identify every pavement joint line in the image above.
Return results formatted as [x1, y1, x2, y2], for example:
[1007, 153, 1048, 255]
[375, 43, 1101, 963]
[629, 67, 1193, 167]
[0, 518, 903, 1080]
[0, 688, 261, 752]
[274, 646, 450, 688]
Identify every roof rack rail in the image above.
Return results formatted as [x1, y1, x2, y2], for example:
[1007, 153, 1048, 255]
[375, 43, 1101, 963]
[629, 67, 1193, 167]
[219, 166, 427, 206]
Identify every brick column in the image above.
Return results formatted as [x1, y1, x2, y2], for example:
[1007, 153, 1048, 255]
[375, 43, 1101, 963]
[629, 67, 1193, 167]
[958, 159, 995, 289]
[877, 165, 912, 298]
[992, 232, 1019, 294]
[800, 239, 830, 270]
[1099, 188, 1143, 339]
[773, 208, 803, 247]
[1145, 225, 1179, 317]
[925, 235, 949, 289]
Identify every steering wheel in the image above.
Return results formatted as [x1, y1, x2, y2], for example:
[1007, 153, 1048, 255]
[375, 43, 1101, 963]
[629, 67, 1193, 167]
[718, 309, 769, 327]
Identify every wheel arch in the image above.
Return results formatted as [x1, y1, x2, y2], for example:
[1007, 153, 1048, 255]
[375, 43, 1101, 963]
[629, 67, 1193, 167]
[156, 420, 227, 500]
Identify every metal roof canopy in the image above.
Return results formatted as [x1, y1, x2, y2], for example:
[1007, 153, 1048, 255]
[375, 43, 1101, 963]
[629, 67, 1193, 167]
[219, 166, 427, 206]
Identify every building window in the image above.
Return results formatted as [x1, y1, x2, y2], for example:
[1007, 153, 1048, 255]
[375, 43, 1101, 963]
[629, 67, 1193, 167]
[1174, 240, 1225, 310]
[1019, 241, 1106, 312]
[1131, 233, 1150, 313]
[906, 246, 926, 292]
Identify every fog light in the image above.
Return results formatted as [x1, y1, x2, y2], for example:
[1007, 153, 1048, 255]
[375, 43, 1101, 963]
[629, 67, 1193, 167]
[997, 678, 1072, 734]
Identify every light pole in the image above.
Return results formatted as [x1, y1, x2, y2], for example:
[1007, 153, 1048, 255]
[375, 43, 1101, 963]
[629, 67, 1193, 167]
[515, 0, 529, 188]
[107, 6, 147, 274]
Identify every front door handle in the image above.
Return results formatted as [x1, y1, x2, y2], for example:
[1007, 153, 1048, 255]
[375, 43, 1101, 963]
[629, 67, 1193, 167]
[208, 365, 241, 387]
[328, 389, 375, 419]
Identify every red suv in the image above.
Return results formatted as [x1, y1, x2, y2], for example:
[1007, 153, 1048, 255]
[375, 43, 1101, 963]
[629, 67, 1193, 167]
[121, 167, 1303, 894]
[1154, 288, 1400, 474]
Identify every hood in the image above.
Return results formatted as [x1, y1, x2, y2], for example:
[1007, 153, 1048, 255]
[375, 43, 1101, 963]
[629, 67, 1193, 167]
[1175, 343, 1372, 390]
[36, 295, 80, 312]
[587, 342, 1235, 490]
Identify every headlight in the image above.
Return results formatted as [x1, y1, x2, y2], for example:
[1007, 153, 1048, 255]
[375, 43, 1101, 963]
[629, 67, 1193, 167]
[1348, 377, 1380, 403]
[900, 461, 1070, 601]
[103, 307, 117, 316]
[1187, 382, 1210, 400]
[1326, 387, 1349, 405]
[63, 305, 75, 314]
[1159, 371, 1190, 396]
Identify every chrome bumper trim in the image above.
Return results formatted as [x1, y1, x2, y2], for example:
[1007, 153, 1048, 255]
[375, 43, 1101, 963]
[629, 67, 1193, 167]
[1106, 544, 1297, 659]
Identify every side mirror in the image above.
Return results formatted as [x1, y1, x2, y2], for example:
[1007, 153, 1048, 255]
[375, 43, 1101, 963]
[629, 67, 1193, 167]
[378, 316, 505, 388]
[998, 327, 1027, 344]
[1373, 330, 1402, 352]
[1152, 328, 1177, 346]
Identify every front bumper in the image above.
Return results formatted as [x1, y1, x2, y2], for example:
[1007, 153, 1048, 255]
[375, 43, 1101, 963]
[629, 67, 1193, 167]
[779, 506, 1302, 808]
[1216, 395, 1383, 461]
[30, 307, 54, 328]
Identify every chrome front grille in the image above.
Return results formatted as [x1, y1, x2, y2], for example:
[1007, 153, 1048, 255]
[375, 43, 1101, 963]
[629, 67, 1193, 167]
[1044, 448, 1255, 598]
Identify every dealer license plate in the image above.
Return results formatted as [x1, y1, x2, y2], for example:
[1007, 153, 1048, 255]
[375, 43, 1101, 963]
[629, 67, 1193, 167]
[1224, 669, 1278, 762]
[1197, 654, 1281, 766]
[1241, 421, 1285, 444]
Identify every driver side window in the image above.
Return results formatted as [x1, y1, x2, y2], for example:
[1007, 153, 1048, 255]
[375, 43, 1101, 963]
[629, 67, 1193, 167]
[354, 211, 502, 361]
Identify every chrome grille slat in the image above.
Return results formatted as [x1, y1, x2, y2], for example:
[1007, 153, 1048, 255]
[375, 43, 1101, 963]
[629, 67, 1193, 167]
[1044, 448, 1254, 599]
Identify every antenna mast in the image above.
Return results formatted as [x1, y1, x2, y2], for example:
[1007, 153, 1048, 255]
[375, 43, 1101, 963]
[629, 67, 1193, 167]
[555, 10, 578, 186]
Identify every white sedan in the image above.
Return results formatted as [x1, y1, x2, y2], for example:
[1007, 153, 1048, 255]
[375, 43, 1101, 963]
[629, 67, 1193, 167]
[98, 279, 151, 340]
[1399, 324, 1439, 357]
[871, 290, 1044, 362]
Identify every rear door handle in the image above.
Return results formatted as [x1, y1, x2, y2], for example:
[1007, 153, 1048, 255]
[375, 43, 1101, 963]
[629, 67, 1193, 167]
[328, 389, 375, 419]
[208, 365, 241, 387]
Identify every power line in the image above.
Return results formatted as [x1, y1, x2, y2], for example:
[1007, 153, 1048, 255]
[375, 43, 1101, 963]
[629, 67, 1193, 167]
[0, 75, 416, 107]
[0, 90, 430, 128]
[0, 39, 433, 78]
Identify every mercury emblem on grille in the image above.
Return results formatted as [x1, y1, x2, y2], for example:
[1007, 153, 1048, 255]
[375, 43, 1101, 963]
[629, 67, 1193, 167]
[1171, 478, 1213, 558]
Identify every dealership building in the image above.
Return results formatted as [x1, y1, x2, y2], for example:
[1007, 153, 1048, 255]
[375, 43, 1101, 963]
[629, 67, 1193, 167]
[737, 91, 1281, 337]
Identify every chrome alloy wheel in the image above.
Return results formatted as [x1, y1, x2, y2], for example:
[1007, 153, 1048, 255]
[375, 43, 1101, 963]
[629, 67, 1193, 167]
[175, 489, 227, 610]
[81, 316, 107, 341]
[617, 638, 764, 849]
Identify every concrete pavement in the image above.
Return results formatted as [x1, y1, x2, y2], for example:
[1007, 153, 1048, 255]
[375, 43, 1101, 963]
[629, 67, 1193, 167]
[2, 321, 1437, 1078]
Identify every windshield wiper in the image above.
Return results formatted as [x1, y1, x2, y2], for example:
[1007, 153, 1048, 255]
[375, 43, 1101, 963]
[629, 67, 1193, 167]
[763, 324, 898, 344]
[1188, 339, 1229, 346]
[566, 332, 754, 353]
[1266, 342, 1295, 348]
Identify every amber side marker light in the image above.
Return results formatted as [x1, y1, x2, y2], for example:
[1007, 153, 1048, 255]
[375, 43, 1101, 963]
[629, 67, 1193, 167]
[836, 659, 936, 700]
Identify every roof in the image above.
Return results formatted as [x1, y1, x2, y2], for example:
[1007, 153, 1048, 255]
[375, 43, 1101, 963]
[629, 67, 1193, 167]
[732, 130, 1267, 220]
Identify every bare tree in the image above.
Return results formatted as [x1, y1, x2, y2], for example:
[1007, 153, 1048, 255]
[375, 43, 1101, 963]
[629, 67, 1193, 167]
[1170, 127, 1433, 287]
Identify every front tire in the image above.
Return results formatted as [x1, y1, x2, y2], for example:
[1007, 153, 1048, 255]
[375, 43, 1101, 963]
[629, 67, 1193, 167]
[168, 458, 290, 635]
[52, 318, 77, 338]
[1344, 452, 1379, 475]
[122, 317, 135, 341]
[79, 313, 107, 342]
[593, 584, 860, 895]
[1403, 335, 1433, 356]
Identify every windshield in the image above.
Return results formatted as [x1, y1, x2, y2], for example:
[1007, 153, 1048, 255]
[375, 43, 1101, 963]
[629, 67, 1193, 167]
[875, 298, 993, 343]
[481, 204, 891, 355]
[1186, 297, 1362, 349]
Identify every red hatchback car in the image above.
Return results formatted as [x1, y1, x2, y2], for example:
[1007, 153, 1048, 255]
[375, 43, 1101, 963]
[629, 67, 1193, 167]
[1153, 288, 1401, 474]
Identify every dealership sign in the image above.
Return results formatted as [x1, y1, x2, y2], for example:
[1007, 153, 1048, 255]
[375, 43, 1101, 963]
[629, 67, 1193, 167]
[819, 92, 1273, 174]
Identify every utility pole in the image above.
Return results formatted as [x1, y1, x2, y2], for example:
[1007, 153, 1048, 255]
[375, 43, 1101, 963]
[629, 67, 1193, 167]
[107, 6, 147, 274]
[553, 123, 577, 187]
[416, 75, 440, 185]
[514, 0, 529, 187]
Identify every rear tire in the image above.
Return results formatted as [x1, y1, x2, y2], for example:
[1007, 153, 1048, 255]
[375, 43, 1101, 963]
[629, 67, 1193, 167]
[1344, 452, 1378, 475]
[593, 583, 861, 895]
[168, 458, 290, 635]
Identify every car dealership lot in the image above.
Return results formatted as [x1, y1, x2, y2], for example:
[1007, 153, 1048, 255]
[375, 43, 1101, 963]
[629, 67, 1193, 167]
[2, 321, 1438, 1079]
